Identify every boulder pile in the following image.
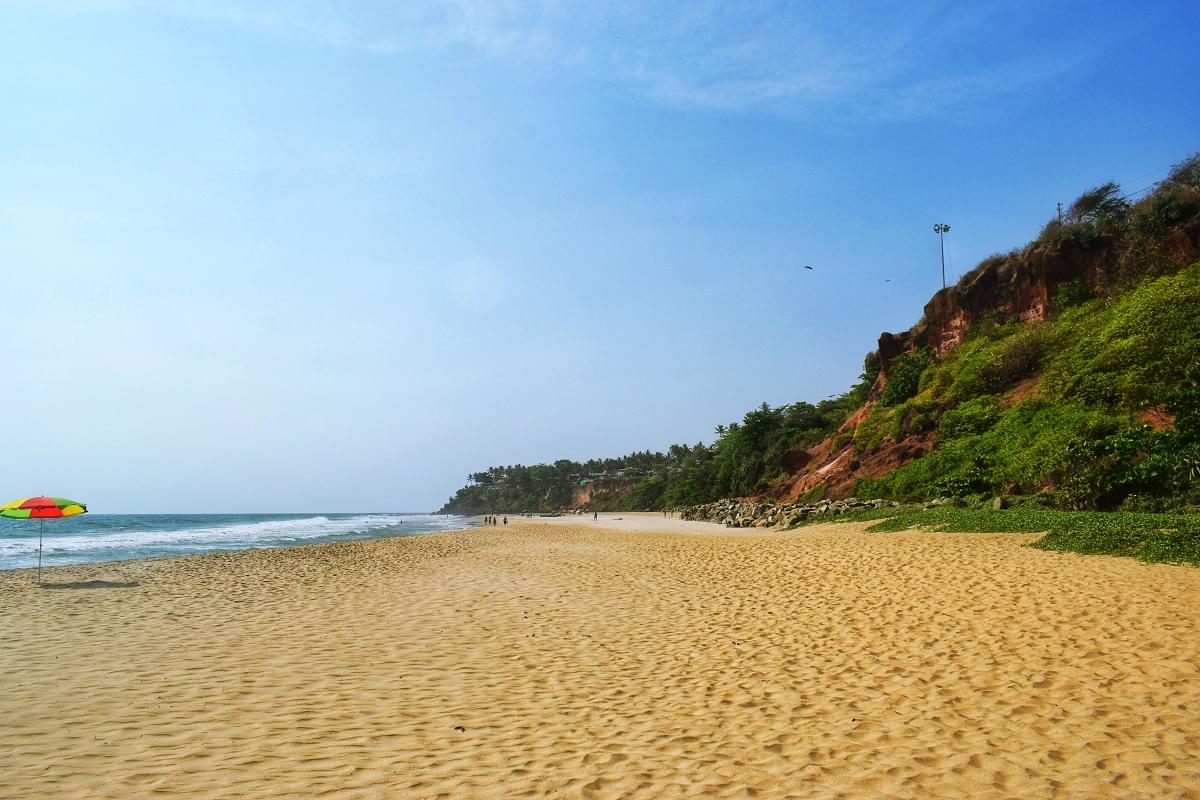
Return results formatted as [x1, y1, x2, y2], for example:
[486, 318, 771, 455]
[680, 496, 901, 529]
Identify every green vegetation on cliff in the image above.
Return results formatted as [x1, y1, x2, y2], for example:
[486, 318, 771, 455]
[855, 263, 1200, 509]
[442, 152, 1200, 516]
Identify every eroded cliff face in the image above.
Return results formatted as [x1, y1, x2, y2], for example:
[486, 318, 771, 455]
[879, 219, 1200, 370]
[570, 478, 639, 509]
[774, 216, 1200, 500]
[877, 238, 1095, 372]
[775, 395, 938, 503]
[913, 241, 1084, 361]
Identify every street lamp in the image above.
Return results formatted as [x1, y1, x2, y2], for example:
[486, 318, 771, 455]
[933, 223, 951, 289]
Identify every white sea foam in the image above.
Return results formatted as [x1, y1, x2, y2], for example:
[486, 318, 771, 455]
[0, 513, 470, 568]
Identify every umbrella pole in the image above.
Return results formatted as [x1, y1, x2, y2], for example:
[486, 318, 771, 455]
[38, 518, 43, 584]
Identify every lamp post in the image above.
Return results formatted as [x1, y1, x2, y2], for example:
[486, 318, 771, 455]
[933, 223, 951, 289]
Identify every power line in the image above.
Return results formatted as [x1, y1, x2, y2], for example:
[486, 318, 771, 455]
[1118, 161, 1175, 189]
[1121, 177, 1162, 196]
[1058, 159, 1179, 217]
[1117, 181, 1163, 204]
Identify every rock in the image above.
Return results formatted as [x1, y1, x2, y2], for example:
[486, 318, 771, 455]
[992, 496, 1007, 510]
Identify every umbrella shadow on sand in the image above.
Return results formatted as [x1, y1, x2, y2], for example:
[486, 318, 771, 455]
[39, 580, 140, 590]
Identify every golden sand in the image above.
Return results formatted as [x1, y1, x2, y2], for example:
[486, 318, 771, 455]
[2, 521, 1199, 799]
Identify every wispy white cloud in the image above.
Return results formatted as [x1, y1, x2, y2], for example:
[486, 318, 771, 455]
[29, 0, 1102, 122]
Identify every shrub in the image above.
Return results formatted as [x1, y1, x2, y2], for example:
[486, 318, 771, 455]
[861, 398, 1123, 502]
[1042, 263, 1200, 409]
[1048, 278, 1093, 316]
[830, 429, 854, 452]
[984, 399, 1122, 493]
[1061, 368, 1200, 509]
[1162, 152, 1200, 193]
[880, 348, 932, 407]
[1132, 187, 1200, 236]
[1036, 219, 1100, 248]
[853, 405, 894, 452]
[979, 328, 1045, 390]
[906, 411, 935, 435]
[894, 399, 937, 435]
[939, 395, 1002, 439]
[936, 331, 1020, 402]
[796, 483, 827, 503]
[956, 250, 1018, 289]
[933, 465, 990, 498]
[1067, 181, 1129, 225]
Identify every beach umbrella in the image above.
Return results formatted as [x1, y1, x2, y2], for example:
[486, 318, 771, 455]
[1, 496, 88, 583]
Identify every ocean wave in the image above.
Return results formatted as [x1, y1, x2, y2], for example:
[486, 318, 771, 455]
[0, 513, 469, 565]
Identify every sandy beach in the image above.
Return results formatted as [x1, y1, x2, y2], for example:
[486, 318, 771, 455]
[2, 520, 1200, 799]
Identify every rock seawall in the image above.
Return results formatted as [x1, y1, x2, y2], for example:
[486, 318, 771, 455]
[681, 496, 900, 529]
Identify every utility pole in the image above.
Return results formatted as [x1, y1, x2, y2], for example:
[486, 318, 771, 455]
[1057, 202, 1063, 224]
[933, 223, 951, 289]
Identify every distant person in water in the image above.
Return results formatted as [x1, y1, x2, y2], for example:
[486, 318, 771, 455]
[593, 511, 598, 521]
[503, 516, 508, 525]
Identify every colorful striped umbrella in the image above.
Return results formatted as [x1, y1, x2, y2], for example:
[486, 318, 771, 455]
[2, 496, 88, 582]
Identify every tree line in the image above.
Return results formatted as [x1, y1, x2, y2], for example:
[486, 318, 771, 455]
[439, 365, 876, 514]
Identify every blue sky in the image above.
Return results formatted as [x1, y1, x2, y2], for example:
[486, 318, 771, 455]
[2, 1, 1197, 512]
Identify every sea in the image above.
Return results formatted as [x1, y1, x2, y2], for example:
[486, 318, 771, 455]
[0, 513, 476, 571]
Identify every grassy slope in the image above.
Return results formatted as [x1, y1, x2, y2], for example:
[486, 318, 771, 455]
[804, 506, 1200, 566]
[852, 262, 1200, 508]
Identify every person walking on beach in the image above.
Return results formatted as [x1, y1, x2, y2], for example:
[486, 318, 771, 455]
[593, 511, 598, 521]
[502, 516, 508, 525]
